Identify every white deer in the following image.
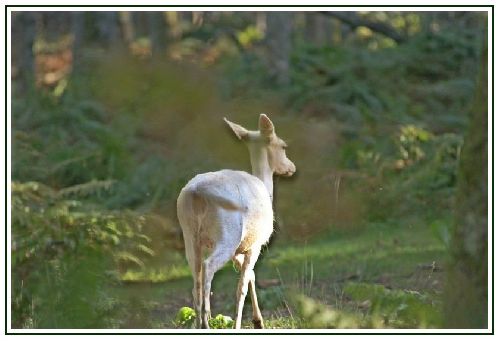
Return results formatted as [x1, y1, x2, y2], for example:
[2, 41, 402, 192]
[177, 114, 296, 329]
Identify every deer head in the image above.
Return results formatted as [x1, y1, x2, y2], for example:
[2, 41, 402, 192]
[224, 114, 295, 196]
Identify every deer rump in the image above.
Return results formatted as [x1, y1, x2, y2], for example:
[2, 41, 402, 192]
[177, 169, 274, 257]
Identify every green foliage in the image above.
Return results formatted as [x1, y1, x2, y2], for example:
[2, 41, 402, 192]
[344, 282, 442, 328]
[11, 12, 485, 329]
[397, 125, 433, 164]
[120, 265, 190, 283]
[11, 180, 153, 328]
[358, 124, 462, 222]
[258, 286, 287, 310]
[237, 25, 264, 48]
[11, 181, 150, 267]
[284, 28, 479, 134]
[430, 218, 453, 250]
[291, 293, 362, 328]
[174, 307, 234, 329]
[209, 314, 234, 329]
[174, 306, 196, 328]
[12, 90, 132, 186]
[19, 249, 116, 328]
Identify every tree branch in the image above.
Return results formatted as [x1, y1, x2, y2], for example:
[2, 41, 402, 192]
[320, 11, 405, 44]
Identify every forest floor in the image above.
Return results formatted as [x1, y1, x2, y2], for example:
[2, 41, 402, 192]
[111, 218, 446, 329]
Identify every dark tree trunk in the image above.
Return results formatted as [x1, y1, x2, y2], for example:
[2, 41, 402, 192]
[11, 12, 23, 78]
[71, 12, 85, 70]
[12, 12, 36, 90]
[265, 12, 292, 86]
[96, 11, 120, 48]
[42, 12, 70, 42]
[444, 42, 488, 329]
[131, 12, 148, 38]
[256, 12, 266, 35]
[119, 11, 135, 47]
[148, 12, 167, 58]
[305, 13, 332, 47]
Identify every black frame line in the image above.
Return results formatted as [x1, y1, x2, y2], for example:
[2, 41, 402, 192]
[3, 4, 494, 336]
[1, 4, 497, 7]
[492, 5, 495, 337]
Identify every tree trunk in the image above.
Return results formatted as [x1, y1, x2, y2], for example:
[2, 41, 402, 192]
[305, 13, 332, 47]
[96, 11, 120, 48]
[12, 12, 36, 90]
[192, 11, 204, 27]
[256, 12, 267, 35]
[265, 12, 292, 86]
[71, 12, 85, 70]
[165, 11, 182, 40]
[131, 12, 148, 38]
[11, 12, 23, 79]
[119, 11, 135, 47]
[42, 12, 70, 42]
[444, 42, 488, 328]
[148, 12, 167, 58]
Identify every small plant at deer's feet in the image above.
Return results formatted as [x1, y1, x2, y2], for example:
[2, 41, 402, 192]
[174, 306, 197, 328]
[177, 114, 295, 329]
[209, 314, 235, 329]
[174, 307, 233, 329]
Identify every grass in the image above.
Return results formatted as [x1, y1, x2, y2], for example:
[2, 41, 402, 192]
[109, 218, 447, 329]
[120, 266, 191, 284]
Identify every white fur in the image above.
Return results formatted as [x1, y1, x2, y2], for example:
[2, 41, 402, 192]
[177, 114, 295, 329]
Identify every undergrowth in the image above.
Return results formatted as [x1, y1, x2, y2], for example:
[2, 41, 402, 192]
[11, 16, 483, 328]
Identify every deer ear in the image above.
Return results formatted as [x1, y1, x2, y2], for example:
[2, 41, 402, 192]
[258, 113, 275, 137]
[224, 117, 249, 140]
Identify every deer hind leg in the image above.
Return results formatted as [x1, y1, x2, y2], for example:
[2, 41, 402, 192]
[182, 231, 203, 328]
[249, 271, 264, 328]
[233, 251, 264, 329]
[192, 253, 202, 328]
[234, 247, 262, 329]
[201, 245, 235, 329]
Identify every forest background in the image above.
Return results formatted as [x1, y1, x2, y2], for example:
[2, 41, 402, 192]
[9, 9, 489, 329]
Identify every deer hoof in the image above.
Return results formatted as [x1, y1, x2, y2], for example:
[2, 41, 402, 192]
[252, 319, 264, 329]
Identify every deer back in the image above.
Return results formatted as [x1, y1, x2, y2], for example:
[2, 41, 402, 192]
[177, 169, 274, 254]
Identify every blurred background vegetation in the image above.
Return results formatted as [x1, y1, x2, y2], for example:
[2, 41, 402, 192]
[10, 10, 488, 329]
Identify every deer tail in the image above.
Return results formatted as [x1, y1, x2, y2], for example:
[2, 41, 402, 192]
[186, 186, 246, 212]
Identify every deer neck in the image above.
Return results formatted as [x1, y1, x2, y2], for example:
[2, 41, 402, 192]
[249, 146, 274, 200]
